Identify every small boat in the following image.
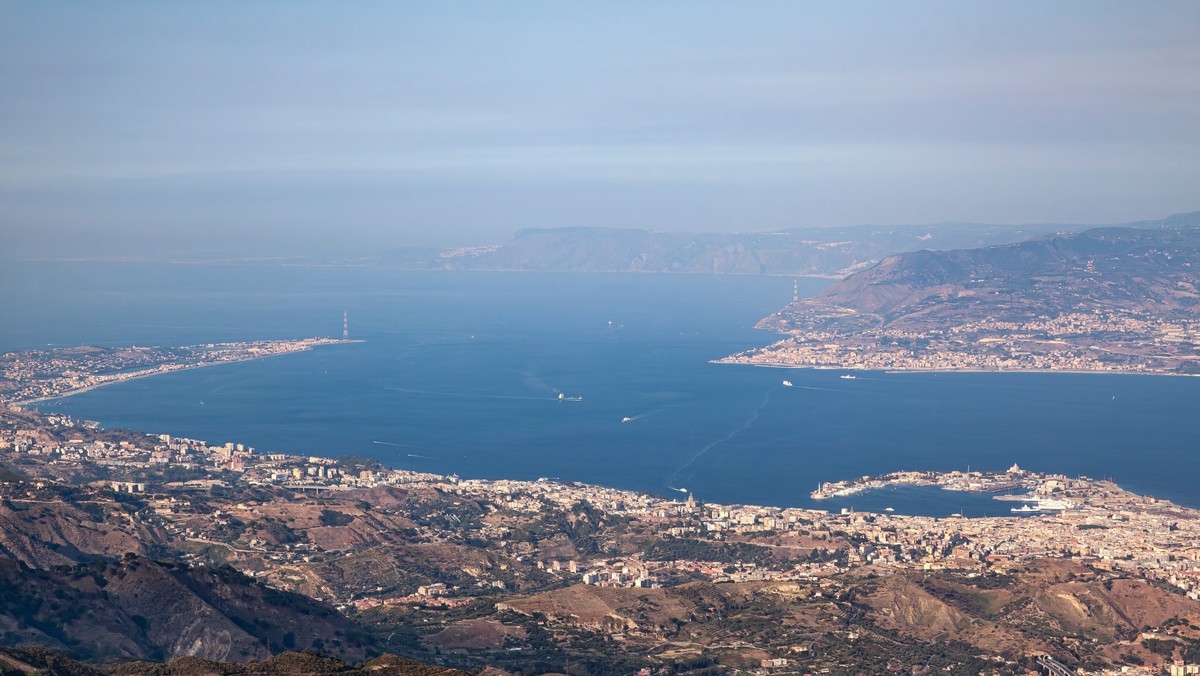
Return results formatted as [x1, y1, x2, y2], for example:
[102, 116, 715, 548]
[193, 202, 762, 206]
[782, 380, 793, 387]
[840, 374, 857, 380]
[621, 417, 633, 423]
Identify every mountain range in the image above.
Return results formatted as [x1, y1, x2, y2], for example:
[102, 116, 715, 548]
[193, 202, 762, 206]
[784, 213, 1200, 332]
[374, 212, 1200, 278]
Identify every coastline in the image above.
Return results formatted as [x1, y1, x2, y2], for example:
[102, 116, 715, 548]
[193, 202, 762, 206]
[711, 359, 1197, 377]
[7, 339, 359, 407]
[7, 340, 1200, 517]
[13, 360, 264, 406]
[12, 337, 1198, 515]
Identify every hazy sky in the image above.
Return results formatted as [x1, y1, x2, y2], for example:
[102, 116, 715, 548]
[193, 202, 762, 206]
[2, 1, 1198, 258]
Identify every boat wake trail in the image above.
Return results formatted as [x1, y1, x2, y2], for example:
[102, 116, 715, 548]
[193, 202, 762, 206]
[384, 386, 550, 401]
[621, 409, 660, 423]
[375, 441, 431, 458]
[666, 388, 774, 491]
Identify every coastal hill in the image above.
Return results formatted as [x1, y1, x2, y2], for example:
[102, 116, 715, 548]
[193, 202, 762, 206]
[724, 214, 1200, 373]
[385, 220, 1101, 277]
[0, 555, 372, 664]
[809, 212, 1200, 329]
[495, 562, 1191, 663]
[0, 482, 170, 568]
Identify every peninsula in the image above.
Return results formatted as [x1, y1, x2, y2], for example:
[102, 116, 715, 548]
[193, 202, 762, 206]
[0, 338, 349, 405]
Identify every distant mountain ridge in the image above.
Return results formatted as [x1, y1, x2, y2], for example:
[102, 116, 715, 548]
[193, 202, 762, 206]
[379, 212, 1200, 277]
[807, 214, 1200, 329]
[725, 214, 1200, 374]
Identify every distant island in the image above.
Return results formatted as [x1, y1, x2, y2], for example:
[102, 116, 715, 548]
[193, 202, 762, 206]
[720, 218, 1200, 374]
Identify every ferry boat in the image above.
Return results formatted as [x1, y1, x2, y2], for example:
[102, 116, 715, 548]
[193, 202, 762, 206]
[840, 374, 857, 380]
[782, 380, 793, 387]
[1010, 499, 1071, 513]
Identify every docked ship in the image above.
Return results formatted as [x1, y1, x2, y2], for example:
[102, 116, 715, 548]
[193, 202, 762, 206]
[1010, 499, 1072, 513]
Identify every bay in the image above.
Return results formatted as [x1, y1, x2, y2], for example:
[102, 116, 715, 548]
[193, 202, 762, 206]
[4, 261, 1198, 516]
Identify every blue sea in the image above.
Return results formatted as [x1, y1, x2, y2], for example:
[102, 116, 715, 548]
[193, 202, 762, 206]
[3, 261, 1198, 517]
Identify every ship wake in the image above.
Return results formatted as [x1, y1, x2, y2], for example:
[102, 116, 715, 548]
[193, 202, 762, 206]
[666, 388, 773, 491]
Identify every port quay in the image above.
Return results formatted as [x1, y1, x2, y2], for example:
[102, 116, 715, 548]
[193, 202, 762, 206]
[813, 466, 1075, 513]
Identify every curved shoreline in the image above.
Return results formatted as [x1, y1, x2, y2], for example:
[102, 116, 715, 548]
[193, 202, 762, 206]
[6, 339, 358, 408]
[14, 359, 271, 406]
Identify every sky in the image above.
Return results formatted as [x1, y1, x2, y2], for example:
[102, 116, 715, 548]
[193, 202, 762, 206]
[1, 1, 1198, 258]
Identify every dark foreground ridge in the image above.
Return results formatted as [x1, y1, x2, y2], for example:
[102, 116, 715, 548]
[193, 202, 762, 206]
[0, 556, 371, 664]
[0, 646, 469, 675]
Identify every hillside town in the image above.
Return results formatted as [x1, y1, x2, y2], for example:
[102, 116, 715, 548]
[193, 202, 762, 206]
[5, 403, 1200, 603]
[721, 309, 1200, 374]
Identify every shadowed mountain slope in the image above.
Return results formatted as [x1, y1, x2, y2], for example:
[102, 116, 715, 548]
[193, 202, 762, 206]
[0, 556, 372, 664]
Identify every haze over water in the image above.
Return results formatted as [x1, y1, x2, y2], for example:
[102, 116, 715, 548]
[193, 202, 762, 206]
[5, 262, 1199, 516]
